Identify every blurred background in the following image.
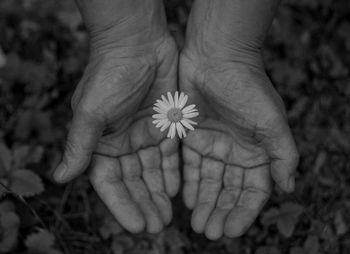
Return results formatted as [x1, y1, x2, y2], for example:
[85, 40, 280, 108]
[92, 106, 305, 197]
[0, 0, 349, 253]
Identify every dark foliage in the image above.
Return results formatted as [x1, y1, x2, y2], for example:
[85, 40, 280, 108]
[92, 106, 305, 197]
[0, 0, 349, 253]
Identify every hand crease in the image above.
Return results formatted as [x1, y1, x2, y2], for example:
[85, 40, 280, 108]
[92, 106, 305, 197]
[184, 144, 269, 170]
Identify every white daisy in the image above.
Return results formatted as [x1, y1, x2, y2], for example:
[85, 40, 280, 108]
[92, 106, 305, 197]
[152, 91, 199, 139]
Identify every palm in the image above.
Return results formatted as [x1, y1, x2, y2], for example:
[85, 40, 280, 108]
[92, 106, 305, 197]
[56, 38, 180, 233]
[180, 57, 295, 239]
[90, 102, 179, 234]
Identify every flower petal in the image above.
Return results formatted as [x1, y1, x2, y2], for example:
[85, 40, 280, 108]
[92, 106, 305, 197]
[175, 122, 182, 138]
[183, 112, 199, 119]
[152, 113, 167, 119]
[153, 106, 166, 114]
[167, 125, 172, 138]
[174, 91, 179, 108]
[161, 95, 171, 108]
[182, 104, 196, 114]
[183, 109, 198, 114]
[177, 122, 187, 138]
[152, 119, 162, 124]
[167, 122, 175, 138]
[156, 119, 168, 128]
[178, 92, 185, 107]
[156, 100, 169, 111]
[181, 125, 187, 138]
[179, 92, 184, 102]
[170, 122, 176, 139]
[178, 94, 188, 109]
[160, 120, 171, 132]
[183, 118, 197, 125]
[181, 119, 194, 131]
[167, 92, 175, 108]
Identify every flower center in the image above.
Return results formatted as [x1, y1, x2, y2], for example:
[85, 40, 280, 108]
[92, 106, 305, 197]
[167, 108, 183, 122]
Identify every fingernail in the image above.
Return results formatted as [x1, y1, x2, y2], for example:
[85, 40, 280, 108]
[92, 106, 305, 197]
[288, 177, 295, 192]
[53, 165, 67, 182]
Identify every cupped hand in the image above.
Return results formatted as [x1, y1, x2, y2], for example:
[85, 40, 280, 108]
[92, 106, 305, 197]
[53, 17, 180, 233]
[179, 52, 299, 239]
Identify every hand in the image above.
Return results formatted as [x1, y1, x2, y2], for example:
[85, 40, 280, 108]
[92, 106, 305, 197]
[179, 50, 299, 239]
[53, 1, 179, 233]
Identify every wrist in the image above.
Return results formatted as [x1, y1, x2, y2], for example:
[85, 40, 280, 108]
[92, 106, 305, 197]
[77, 0, 168, 52]
[183, 0, 279, 67]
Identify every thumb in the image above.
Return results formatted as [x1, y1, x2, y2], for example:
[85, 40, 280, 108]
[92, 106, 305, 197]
[54, 110, 103, 183]
[262, 118, 299, 193]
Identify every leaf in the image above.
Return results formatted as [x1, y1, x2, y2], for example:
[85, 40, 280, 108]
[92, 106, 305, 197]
[95, 200, 124, 239]
[111, 239, 124, 254]
[260, 208, 280, 226]
[304, 235, 319, 254]
[99, 217, 124, 239]
[0, 142, 12, 174]
[111, 235, 134, 254]
[32, 111, 55, 143]
[277, 202, 303, 237]
[277, 214, 296, 237]
[0, 210, 20, 252]
[334, 210, 348, 236]
[0, 179, 9, 198]
[0, 201, 15, 213]
[25, 230, 62, 254]
[163, 227, 186, 251]
[261, 203, 303, 238]
[0, 46, 6, 68]
[10, 169, 44, 197]
[12, 145, 44, 169]
[255, 246, 281, 254]
[290, 246, 305, 254]
[25, 230, 54, 250]
[14, 110, 32, 140]
[280, 202, 304, 220]
[14, 110, 55, 143]
[12, 146, 30, 169]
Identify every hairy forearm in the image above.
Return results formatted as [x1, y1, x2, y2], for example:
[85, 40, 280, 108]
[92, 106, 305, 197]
[76, 0, 168, 47]
[185, 0, 280, 64]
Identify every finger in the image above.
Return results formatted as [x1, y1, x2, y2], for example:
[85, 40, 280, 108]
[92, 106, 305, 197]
[262, 118, 299, 192]
[191, 158, 224, 233]
[119, 153, 164, 233]
[205, 165, 243, 240]
[182, 145, 201, 209]
[54, 111, 103, 183]
[160, 138, 180, 197]
[89, 155, 145, 233]
[138, 147, 172, 226]
[224, 165, 271, 238]
[205, 208, 229, 240]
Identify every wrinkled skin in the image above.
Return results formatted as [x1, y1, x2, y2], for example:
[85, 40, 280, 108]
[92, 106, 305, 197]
[54, 0, 299, 238]
[179, 49, 299, 239]
[54, 0, 180, 233]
